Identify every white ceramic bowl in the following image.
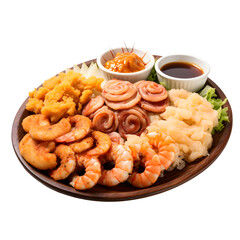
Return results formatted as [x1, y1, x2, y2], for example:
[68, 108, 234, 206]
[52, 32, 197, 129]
[155, 55, 210, 92]
[97, 48, 155, 83]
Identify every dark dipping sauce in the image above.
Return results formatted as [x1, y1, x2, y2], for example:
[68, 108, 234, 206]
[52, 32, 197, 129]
[161, 62, 204, 78]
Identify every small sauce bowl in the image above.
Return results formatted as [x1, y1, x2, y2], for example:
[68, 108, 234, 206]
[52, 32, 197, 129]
[97, 48, 155, 83]
[155, 55, 210, 92]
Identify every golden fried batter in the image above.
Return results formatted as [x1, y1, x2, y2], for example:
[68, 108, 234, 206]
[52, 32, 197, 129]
[26, 70, 104, 122]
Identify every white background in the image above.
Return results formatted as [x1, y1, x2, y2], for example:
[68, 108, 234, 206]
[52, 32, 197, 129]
[1, 0, 239, 239]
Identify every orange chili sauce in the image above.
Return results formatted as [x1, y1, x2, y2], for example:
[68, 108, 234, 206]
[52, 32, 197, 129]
[104, 52, 146, 73]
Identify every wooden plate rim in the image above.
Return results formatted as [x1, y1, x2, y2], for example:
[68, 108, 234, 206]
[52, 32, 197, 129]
[11, 56, 233, 201]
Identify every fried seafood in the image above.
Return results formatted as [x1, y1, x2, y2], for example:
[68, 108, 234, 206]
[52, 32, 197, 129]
[98, 143, 133, 186]
[49, 145, 76, 181]
[82, 95, 104, 117]
[69, 137, 94, 153]
[118, 106, 150, 139]
[127, 142, 162, 188]
[29, 118, 71, 141]
[55, 115, 91, 143]
[26, 70, 104, 122]
[19, 134, 57, 170]
[102, 79, 141, 110]
[146, 132, 177, 170]
[135, 80, 169, 113]
[92, 106, 118, 133]
[22, 114, 50, 132]
[87, 131, 111, 157]
[70, 155, 101, 190]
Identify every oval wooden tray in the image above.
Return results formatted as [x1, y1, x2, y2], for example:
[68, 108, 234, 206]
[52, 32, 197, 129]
[11, 56, 233, 201]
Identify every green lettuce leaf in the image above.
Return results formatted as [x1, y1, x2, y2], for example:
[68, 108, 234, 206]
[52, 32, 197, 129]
[199, 85, 229, 134]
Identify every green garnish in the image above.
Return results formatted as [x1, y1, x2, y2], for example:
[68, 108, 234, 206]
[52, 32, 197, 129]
[147, 66, 158, 83]
[199, 85, 229, 134]
[147, 66, 170, 90]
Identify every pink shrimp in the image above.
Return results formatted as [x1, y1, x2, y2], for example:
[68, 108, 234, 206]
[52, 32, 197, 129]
[146, 132, 177, 170]
[70, 154, 101, 190]
[128, 143, 162, 188]
[55, 115, 91, 143]
[98, 143, 133, 187]
[82, 95, 105, 117]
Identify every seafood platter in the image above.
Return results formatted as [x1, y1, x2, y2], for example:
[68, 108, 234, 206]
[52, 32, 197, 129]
[12, 47, 232, 201]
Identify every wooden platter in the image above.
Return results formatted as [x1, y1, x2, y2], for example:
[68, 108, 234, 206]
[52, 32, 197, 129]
[11, 56, 233, 201]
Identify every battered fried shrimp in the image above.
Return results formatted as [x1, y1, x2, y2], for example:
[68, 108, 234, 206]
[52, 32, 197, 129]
[29, 118, 71, 141]
[87, 131, 112, 157]
[22, 114, 50, 133]
[70, 155, 101, 190]
[55, 115, 91, 143]
[69, 137, 94, 153]
[49, 145, 76, 181]
[19, 133, 57, 170]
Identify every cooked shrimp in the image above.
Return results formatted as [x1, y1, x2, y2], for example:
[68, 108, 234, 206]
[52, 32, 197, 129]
[87, 131, 111, 157]
[82, 95, 104, 117]
[146, 132, 177, 170]
[19, 133, 57, 170]
[49, 145, 76, 181]
[128, 143, 162, 188]
[70, 154, 101, 190]
[108, 132, 124, 144]
[55, 115, 91, 143]
[69, 137, 94, 153]
[98, 143, 133, 186]
[22, 114, 50, 133]
[29, 118, 71, 141]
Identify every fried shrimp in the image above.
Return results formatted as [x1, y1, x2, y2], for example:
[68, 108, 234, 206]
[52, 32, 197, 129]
[19, 133, 57, 170]
[128, 143, 162, 188]
[69, 137, 94, 153]
[98, 143, 133, 187]
[146, 132, 177, 170]
[29, 118, 71, 141]
[22, 114, 50, 132]
[70, 154, 101, 190]
[49, 145, 76, 181]
[55, 115, 91, 143]
[87, 131, 111, 157]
